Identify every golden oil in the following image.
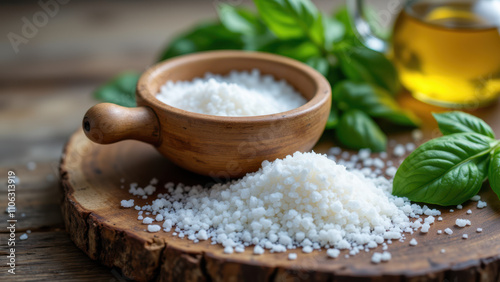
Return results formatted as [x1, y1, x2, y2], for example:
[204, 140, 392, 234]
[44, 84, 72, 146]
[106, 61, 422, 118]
[392, 1, 500, 107]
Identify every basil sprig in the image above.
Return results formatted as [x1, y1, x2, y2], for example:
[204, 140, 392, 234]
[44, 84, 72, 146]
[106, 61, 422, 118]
[393, 111, 500, 205]
[94, 0, 420, 152]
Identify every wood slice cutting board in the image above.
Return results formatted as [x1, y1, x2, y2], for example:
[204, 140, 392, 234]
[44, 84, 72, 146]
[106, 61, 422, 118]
[60, 122, 500, 282]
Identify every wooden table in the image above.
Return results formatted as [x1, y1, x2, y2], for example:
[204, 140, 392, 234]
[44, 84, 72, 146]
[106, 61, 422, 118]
[1, 1, 499, 281]
[0, 1, 348, 280]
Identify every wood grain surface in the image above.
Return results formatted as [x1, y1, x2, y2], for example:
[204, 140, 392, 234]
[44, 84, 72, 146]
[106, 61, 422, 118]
[60, 99, 500, 281]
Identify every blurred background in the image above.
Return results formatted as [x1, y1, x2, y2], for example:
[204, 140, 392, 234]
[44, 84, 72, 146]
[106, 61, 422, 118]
[0, 0, 391, 279]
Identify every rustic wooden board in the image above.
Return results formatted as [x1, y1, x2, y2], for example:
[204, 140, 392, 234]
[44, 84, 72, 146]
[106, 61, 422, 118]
[60, 109, 500, 282]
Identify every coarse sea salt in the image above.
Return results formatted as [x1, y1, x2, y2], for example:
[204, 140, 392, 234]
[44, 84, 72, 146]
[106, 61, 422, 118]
[122, 151, 443, 261]
[156, 70, 306, 117]
[455, 219, 471, 227]
[120, 199, 134, 208]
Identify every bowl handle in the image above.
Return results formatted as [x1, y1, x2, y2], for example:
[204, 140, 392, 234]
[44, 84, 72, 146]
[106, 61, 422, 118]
[82, 103, 160, 146]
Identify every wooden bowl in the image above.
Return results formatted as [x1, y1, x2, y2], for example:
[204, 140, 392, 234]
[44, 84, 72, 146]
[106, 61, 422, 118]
[82, 51, 331, 178]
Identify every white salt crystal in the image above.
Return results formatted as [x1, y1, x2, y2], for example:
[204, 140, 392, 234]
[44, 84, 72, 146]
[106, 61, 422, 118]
[120, 199, 134, 208]
[466, 209, 472, 215]
[440, 249, 446, 253]
[420, 223, 430, 233]
[147, 225, 161, 232]
[224, 246, 234, 254]
[477, 201, 487, 208]
[386, 166, 398, 177]
[393, 145, 406, 157]
[253, 246, 264, 255]
[471, 195, 481, 201]
[20, 233, 28, 240]
[302, 246, 313, 253]
[288, 253, 297, 260]
[462, 234, 468, 239]
[456, 204, 463, 210]
[142, 217, 153, 224]
[409, 238, 418, 246]
[327, 249, 340, 258]
[455, 219, 471, 227]
[476, 228, 483, 233]
[156, 70, 306, 117]
[444, 228, 453, 235]
[371, 252, 382, 264]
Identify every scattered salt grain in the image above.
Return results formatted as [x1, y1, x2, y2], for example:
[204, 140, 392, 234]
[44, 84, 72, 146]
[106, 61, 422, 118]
[235, 246, 245, 253]
[405, 143, 416, 152]
[466, 209, 472, 215]
[327, 249, 340, 258]
[477, 201, 487, 208]
[381, 251, 392, 262]
[156, 70, 306, 117]
[471, 195, 481, 201]
[437, 217, 443, 221]
[125, 150, 443, 263]
[120, 199, 134, 208]
[440, 249, 446, 254]
[455, 219, 471, 227]
[385, 166, 398, 177]
[19, 233, 28, 240]
[288, 253, 298, 260]
[409, 238, 418, 246]
[142, 217, 153, 224]
[26, 230, 31, 234]
[224, 246, 234, 254]
[456, 204, 463, 210]
[437, 230, 442, 234]
[420, 223, 430, 233]
[462, 234, 468, 239]
[476, 228, 483, 233]
[393, 145, 406, 157]
[147, 225, 161, 233]
[371, 252, 391, 264]
[302, 246, 313, 253]
[254, 246, 264, 255]
[444, 228, 453, 235]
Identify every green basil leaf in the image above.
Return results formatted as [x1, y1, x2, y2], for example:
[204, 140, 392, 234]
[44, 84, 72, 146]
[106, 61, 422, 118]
[254, 0, 322, 42]
[393, 133, 496, 206]
[474, 154, 491, 182]
[217, 4, 264, 35]
[333, 81, 420, 127]
[158, 22, 244, 61]
[336, 109, 387, 152]
[322, 16, 345, 51]
[94, 72, 140, 107]
[337, 47, 400, 95]
[333, 7, 359, 44]
[433, 111, 496, 139]
[305, 56, 329, 76]
[489, 147, 500, 200]
[258, 38, 321, 62]
[326, 107, 339, 129]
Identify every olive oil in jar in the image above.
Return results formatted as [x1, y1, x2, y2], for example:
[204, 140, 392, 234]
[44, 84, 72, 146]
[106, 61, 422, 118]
[392, 1, 500, 107]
